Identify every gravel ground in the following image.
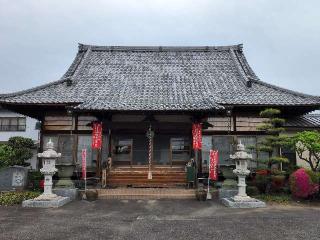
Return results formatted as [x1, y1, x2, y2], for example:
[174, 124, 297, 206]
[0, 199, 320, 240]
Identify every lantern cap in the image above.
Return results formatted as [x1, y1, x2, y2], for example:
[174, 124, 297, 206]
[46, 139, 54, 150]
[38, 139, 61, 159]
[230, 140, 252, 160]
[236, 141, 245, 151]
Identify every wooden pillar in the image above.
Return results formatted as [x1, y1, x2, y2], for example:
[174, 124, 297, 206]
[38, 116, 45, 170]
[194, 149, 199, 188]
[108, 128, 112, 158]
[96, 149, 101, 177]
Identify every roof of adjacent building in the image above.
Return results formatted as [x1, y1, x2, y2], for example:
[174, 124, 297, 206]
[285, 114, 320, 128]
[1, 44, 320, 111]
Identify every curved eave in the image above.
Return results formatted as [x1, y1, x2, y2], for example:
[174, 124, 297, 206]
[251, 79, 320, 101]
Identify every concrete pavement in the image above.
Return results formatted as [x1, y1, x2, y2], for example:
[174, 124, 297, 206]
[0, 199, 319, 240]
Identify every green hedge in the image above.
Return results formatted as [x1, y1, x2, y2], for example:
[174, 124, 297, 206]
[0, 191, 41, 206]
[256, 194, 291, 204]
[305, 169, 320, 184]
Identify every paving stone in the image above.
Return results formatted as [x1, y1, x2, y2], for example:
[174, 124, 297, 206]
[22, 196, 71, 208]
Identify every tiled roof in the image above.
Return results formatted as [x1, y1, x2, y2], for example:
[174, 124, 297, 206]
[285, 114, 320, 128]
[1, 44, 320, 111]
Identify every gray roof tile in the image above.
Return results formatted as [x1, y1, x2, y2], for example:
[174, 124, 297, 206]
[285, 114, 320, 128]
[1, 44, 320, 111]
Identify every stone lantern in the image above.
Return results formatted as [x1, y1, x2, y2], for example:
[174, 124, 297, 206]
[221, 141, 266, 208]
[230, 141, 251, 201]
[36, 139, 61, 200]
[22, 140, 71, 208]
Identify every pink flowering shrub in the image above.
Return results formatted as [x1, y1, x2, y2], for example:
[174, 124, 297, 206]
[289, 168, 319, 199]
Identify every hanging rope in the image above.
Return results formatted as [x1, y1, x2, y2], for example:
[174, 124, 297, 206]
[147, 124, 153, 180]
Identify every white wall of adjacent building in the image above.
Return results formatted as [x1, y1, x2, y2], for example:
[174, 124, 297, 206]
[283, 131, 319, 170]
[296, 151, 316, 170]
[0, 108, 39, 169]
[0, 110, 38, 141]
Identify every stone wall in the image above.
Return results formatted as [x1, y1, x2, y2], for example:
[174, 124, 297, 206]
[0, 166, 29, 191]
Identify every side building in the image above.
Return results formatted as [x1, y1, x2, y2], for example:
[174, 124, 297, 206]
[0, 106, 39, 169]
[285, 113, 320, 169]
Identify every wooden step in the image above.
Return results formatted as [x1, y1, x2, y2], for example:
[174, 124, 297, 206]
[108, 174, 186, 178]
[111, 167, 185, 172]
[108, 172, 186, 175]
[106, 167, 187, 187]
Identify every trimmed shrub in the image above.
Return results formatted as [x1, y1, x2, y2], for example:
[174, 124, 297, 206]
[247, 186, 260, 196]
[255, 169, 270, 176]
[289, 168, 319, 199]
[0, 145, 14, 169]
[305, 169, 320, 184]
[0, 137, 35, 168]
[271, 175, 286, 193]
[255, 174, 271, 194]
[256, 194, 291, 204]
[0, 191, 40, 206]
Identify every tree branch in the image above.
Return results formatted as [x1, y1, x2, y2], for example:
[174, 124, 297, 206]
[297, 150, 314, 170]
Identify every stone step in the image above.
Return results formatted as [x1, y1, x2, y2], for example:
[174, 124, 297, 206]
[97, 188, 195, 200]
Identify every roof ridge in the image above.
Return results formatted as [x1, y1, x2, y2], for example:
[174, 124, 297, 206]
[78, 43, 243, 52]
[71, 46, 92, 81]
[61, 50, 86, 80]
[234, 50, 260, 81]
[229, 48, 251, 87]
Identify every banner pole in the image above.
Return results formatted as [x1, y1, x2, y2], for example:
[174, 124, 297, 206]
[85, 155, 87, 192]
[207, 152, 212, 200]
[82, 149, 87, 195]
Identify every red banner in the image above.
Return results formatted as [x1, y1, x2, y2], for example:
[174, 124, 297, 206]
[92, 122, 102, 149]
[192, 123, 202, 150]
[81, 149, 87, 180]
[209, 150, 219, 180]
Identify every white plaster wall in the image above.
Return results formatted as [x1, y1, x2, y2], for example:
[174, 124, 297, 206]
[283, 131, 317, 170]
[296, 150, 318, 170]
[0, 110, 39, 142]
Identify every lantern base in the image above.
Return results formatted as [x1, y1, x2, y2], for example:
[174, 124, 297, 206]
[22, 196, 71, 208]
[53, 188, 79, 200]
[221, 197, 266, 208]
[218, 188, 238, 200]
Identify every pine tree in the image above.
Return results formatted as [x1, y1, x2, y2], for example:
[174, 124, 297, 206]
[256, 108, 289, 170]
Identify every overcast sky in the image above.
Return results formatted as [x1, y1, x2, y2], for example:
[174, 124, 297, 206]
[0, 0, 319, 95]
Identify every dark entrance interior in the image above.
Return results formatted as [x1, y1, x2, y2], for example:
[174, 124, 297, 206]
[112, 133, 190, 167]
